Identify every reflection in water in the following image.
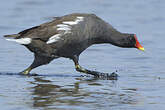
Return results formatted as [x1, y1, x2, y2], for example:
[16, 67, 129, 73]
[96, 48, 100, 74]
[29, 77, 140, 110]
[31, 77, 61, 108]
[30, 77, 89, 109]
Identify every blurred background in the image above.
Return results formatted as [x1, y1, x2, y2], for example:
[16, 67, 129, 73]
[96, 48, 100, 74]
[0, 0, 165, 110]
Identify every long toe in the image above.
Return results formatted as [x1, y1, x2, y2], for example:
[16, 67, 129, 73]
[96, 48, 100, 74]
[96, 72, 118, 80]
[30, 73, 38, 76]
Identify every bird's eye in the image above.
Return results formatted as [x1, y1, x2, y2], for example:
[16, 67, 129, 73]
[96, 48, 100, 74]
[127, 37, 132, 41]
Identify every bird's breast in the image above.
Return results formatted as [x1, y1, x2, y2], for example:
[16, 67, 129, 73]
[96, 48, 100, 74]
[53, 35, 90, 58]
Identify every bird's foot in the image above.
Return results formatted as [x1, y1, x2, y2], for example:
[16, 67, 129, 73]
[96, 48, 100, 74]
[19, 67, 32, 75]
[75, 64, 118, 80]
[20, 70, 29, 75]
[19, 71, 38, 76]
[94, 72, 118, 80]
[86, 70, 118, 80]
[30, 73, 39, 76]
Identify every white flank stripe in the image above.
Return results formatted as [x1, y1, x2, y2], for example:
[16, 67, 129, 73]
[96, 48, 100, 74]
[54, 16, 84, 37]
[76, 16, 84, 22]
[57, 24, 70, 28]
[57, 24, 71, 33]
[6, 38, 32, 45]
[77, 16, 84, 19]
[57, 27, 71, 31]
[63, 21, 78, 25]
[63, 16, 84, 25]
[47, 34, 61, 44]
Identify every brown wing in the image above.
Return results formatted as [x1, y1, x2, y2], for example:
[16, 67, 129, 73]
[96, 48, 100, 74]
[6, 13, 89, 43]
[15, 15, 78, 42]
[16, 21, 59, 42]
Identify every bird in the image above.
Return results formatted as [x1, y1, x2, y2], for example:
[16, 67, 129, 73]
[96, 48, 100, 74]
[4, 13, 144, 77]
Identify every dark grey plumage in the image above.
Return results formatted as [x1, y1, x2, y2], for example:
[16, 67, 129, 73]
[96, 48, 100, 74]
[4, 13, 144, 77]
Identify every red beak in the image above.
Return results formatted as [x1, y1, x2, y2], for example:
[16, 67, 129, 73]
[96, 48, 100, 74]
[134, 35, 144, 51]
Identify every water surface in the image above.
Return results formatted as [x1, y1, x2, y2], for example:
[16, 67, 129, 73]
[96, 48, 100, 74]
[0, 0, 165, 110]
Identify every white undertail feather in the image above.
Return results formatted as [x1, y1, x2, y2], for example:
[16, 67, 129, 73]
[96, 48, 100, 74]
[47, 34, 61, 44]
[6, 38, 32, 45]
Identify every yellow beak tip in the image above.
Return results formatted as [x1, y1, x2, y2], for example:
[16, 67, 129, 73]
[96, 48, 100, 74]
[138, 47, 145, 51]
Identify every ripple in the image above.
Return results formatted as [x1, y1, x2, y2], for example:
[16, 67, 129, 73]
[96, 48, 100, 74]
[0, 72, 80, 77]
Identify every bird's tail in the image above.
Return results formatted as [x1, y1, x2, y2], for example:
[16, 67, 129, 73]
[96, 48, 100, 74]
[4, 34, 32, 45]
[4, 34, 20, 38]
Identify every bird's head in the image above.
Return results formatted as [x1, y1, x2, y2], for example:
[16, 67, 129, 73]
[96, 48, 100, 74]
[133, 34, 144, 51]
[111, 33, 144, 51]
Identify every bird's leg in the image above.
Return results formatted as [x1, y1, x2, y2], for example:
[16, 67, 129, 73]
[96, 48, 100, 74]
[20, 54, 54, 75]
[72, 55, 100, 77]
[72, 55, 118, 79]
[20, 61, 37, 75]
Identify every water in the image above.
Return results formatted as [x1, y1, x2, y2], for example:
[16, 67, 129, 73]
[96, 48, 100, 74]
[0, 0, 165, 110]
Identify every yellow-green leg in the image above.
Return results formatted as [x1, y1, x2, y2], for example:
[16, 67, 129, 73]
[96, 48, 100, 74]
[19, 54, 54, 75]
[73, 55, 100, 77]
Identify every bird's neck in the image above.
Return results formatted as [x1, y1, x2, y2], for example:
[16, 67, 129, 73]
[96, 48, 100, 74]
[94, 27, 133, 48]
